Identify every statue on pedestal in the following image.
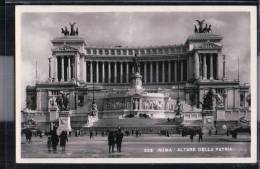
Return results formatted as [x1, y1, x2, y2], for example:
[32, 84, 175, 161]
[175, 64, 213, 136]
[202, 88, 214, 110]
[132, 53, 140, 73]
[55, 92, 70, 111]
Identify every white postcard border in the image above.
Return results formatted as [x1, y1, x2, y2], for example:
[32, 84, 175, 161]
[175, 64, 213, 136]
[15, 5, 257, 164]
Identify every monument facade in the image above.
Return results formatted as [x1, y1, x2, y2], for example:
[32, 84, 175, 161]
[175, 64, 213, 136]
[22, 21, 251, 134]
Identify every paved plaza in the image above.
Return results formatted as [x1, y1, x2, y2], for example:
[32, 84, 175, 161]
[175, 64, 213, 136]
[21, 134, 250, 158]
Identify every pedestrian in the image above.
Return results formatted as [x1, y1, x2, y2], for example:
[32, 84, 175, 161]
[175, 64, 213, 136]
[116, 129, 124, 152]
[190, 133, 194, 141]
[108, 131, 115, 153]
[51, 130, 59, 151]
[90, 130, 93, 139]
[198, 130, 203, 142]
[95, 130, 98, 136]
[25, 130, 32, 143]
[135, 130, 138, 137]
[47, 136, 52, 152]
[59, 131, 68, 151]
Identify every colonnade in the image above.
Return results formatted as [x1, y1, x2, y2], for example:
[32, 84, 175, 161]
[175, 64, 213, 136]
[53, 56, 75, 82]
[85, 60, 187, 84]
[194, 52, 218, 80]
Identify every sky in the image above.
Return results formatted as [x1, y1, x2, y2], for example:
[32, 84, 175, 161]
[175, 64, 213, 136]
[20, 11, 251, 107]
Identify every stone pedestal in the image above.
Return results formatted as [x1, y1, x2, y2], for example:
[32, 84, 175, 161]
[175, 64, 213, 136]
[57, 110, 72, 134]
[130, 72, 142, 90]
[49, 108, 58, 122]
[202, 110, 216, 133]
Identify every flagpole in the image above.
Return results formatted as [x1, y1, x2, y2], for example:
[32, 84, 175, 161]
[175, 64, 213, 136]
[36, 56, 38, 84]
[238, 55, 240, 81]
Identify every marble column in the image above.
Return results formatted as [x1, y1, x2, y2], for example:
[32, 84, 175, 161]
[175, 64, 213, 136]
[150, 61, 153, 83]
[216, 53, 221, 80]
[61, 57, 64, 81]
[120, 62, 123, 83]
[55, 57, 58, 81]
[85, 61, 88, 82]
[180, 60, 183, 82]
[210, 54, 214, 80]
[48, 57, 51, 80]
[156, 62, 159, 83]
[194, 52, 200, 80]
[174, 61, 177, 82]
[96, 61, 99, 83]
[168, 61, 171, 82]
[203, 54, 207, 80]
[114, 62, 117, 83]
[108, 62, 111, 83]
[102, 61, 105, 83]
[68, 57, 71, 81]
[162, 61, 165, 83]
[144, 62, 147, 83]
[126, 62, 129, 83]
[90, 61, 93, 83]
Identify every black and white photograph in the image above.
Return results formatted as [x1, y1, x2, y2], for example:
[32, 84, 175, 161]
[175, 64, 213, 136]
[15, 6, 257, 163]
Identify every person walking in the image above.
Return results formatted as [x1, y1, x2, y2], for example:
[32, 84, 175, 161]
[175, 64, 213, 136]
[108, 131, 115, 153]
[59, 131, 68, 151]
[25, 130, 32, 143]
[47, 136, 52, 152]
[90, 130, 93, 139]
[198, 130, 203, 142]
[116, 129, 124, 152]
[51, 130, 59, 151]
[190, 133, 194, 142]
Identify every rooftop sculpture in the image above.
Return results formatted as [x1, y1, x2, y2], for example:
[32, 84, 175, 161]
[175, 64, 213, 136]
[61, 22, 79, 36]
[194, 19, 212, 33]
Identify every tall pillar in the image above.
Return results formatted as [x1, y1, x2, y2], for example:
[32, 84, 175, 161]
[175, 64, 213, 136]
[61, 57, 64, 81]
[114, 62, 117, 83]
[150, 61, 153, 83]
[180, 60, 183, 82]
[156, 61, 159, 83]
[108, 62, 111, 83]
[48, 57, 52, 80]
[120, 62, 123, 83]
[85, 61, 88, 82]
[90, 61, 93, 83]
[216, 53, 221, 80]
[168, 61, 171, 82]
[126, 62, 129, 83]
[162, 61, 165, 82]
[144, 62, 147, 83]
[71, 63, 74, 80]
[82, 59, 86, 82]
[68, 57, 71, 81]
[96, 61, 99, 83]
[102, 61, 105, 83]
[203, 55, 207, 80]
[55, 57, 58, 81]
[174, 61, 177, 82]
[194, 52, 200, 80]
[210, 54, 213, 80]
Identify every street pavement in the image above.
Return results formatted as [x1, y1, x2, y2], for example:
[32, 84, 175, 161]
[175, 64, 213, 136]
[21, 134, 251, 158]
